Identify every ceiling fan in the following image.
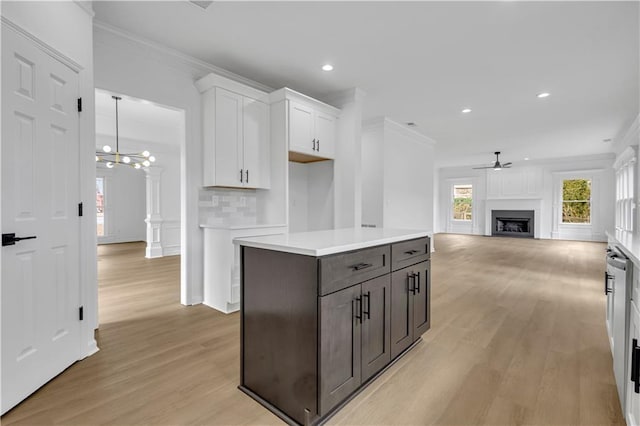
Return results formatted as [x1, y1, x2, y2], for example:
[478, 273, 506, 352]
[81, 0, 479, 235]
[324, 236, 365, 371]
[472, 151, 512, 170]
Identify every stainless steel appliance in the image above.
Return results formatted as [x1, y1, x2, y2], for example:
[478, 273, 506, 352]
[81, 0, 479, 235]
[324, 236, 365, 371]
[606, 246, 632, 412]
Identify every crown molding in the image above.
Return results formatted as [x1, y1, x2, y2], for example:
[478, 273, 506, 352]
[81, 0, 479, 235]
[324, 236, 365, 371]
[614, 113, 640, 154]
[323, 87, 367, 107]
[94, 20, 274, 93]
[440, 152, 615, 172]
[269, 87, 341, 115]
[362, 117, 437, 146]
[73, 1, 95, 18]
[1, 16, 83, 72]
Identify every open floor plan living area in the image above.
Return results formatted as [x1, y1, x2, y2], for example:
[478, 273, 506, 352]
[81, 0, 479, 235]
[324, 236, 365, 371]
[1, 1, 639, 425]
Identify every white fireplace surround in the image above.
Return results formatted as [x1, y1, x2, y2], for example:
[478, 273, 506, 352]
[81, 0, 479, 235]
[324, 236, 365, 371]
[485, 199, 542, 239]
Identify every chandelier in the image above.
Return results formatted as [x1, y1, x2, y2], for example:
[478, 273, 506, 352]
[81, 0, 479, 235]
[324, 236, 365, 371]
[96, 95, 156, 169]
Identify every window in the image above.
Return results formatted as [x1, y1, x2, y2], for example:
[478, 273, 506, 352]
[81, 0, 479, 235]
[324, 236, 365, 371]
[96, 177, 105, 236]
[562, 179, 591, 224]
[614, 148, 636, 232]
[453, 184, 472, 221]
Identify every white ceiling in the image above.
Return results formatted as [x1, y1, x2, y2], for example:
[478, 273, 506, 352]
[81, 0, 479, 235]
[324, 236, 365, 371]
[93, 1, 639, 167]
[95, 88, 183, 148]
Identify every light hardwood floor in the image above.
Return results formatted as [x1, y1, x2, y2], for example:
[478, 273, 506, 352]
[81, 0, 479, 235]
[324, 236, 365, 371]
[2, 235, 624, 425]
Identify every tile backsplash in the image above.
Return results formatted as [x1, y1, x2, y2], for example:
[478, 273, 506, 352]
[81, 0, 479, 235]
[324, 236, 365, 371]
[199, 187, 257, 226]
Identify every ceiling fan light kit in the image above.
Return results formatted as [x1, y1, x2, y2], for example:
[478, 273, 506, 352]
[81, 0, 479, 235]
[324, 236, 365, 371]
[472, 151, 513, 170]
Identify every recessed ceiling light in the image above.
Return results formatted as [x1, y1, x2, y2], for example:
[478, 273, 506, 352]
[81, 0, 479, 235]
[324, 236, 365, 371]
[537, 92, 550, 98]
[322, 64, 334, 71]
[461, 108, 472, 113]
[524, 157, 530, 161]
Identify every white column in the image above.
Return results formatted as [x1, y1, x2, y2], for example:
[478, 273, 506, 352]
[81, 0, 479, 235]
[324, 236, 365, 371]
[144, 166, 163, 258]
[325, 88, 367, 229]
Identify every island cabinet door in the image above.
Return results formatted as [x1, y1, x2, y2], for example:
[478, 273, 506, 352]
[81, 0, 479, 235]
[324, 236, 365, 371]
[319, 285, 362, 416]
[391, 268, 414, 359]
[361, 275, 391, 382]
[412, 261, 431, 340]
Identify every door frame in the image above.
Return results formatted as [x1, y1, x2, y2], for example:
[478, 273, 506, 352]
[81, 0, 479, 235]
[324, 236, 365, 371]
[94, 86, 187, 305]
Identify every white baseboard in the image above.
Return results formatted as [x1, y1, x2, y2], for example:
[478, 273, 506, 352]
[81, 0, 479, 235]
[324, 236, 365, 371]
[145, 245, 163, 258]
[162, 245, 181, 257]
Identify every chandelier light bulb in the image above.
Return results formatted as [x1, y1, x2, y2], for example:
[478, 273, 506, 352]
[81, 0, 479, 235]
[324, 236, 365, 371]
[149, 156, 156, 162]
[142, 150, 150, 158]
[134, 163, 141, 169]
[106, 162, 114, 169]
[95, 156, 99, 162]
[143, 160, 151, 167]
[103, 145, 112, 153]
[122, 156, 131, 164]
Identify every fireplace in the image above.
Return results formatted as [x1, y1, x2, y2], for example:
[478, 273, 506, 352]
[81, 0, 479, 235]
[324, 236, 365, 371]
[491, 210, 535, 238]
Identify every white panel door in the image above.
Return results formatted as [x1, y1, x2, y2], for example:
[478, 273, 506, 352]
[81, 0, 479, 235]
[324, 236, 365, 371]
[288, 101, 314, 155]
[214, 87, 243, 187]
[1, 27, 81, 414]
[243, 97, 269, 189]
[627, 300, 640, 425]
[314, 111, 336, 159]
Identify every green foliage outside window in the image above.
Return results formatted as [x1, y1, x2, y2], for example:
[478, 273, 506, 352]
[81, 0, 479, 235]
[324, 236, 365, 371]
[453, 185, 472, 221]
[562, 179, 591, 224]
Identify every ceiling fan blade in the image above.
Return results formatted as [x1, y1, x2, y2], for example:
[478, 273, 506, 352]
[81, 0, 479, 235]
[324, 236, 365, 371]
[502, 162, 512, 167]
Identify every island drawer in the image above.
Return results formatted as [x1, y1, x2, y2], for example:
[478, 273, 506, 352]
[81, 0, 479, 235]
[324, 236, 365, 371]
[391, 237, 430, 271]
[319, 245, 390, 296]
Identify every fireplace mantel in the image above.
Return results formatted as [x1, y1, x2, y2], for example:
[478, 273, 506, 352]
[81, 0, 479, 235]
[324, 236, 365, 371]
[485, 199, 542, 239]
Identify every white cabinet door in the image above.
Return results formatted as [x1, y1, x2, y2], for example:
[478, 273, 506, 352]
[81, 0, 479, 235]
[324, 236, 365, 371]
[315, 111, 336, 159]
[289, 101, 315, 155]
[627, 300, 640, 425]
[214, 87, 243, 187]
[243, 98, 270, 189]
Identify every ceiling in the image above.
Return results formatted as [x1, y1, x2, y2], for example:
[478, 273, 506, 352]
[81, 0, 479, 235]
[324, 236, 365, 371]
[93, 1, 639, 167]
[95, 88, 183, 148]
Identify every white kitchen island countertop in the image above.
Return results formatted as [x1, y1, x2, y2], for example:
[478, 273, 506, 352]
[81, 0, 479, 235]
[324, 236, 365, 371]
[233, 227, 430, 256]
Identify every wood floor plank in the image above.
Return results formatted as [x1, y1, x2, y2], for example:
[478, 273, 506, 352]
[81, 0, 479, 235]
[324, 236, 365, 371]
[1, 235, 625, 425]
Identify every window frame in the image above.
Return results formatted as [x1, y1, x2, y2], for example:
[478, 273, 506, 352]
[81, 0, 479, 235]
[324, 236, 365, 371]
[451, 183, 473, 222]
[561, 178, 592, 225]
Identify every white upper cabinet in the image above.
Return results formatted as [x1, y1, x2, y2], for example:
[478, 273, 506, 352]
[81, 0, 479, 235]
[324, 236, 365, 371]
[196, 73, 270, 189]
[314, 111, 336, 159]
[243, 97, 269, 189]
[271, 88, 339, 162]
[289, 101, 315, 154]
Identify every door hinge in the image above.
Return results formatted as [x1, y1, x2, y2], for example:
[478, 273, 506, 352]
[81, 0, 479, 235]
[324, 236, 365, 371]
[79, 306, 84, 321]
[78, 202, 83, 217]
[77, 98, 82, 112]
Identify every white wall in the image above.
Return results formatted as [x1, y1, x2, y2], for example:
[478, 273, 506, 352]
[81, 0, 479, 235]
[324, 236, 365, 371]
[96, 165, 146, 244]
[288, 160, 334, 233]
[382, 123, 434, 230]
[94, 23, 272, 304]
[361, 118, 436, 232]
[326, 89, 366, 229]
[2, 1, 98, 356]
[436, 154, 615, 241]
